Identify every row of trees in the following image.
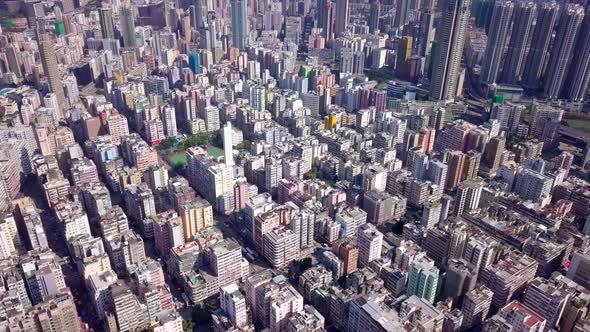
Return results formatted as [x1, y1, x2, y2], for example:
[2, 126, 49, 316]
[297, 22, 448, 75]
[159, 131, 220, 151]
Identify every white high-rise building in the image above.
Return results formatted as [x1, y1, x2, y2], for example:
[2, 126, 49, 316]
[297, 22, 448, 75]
[263, 227, 300, 268]
[160, 105, 177, 137]
[220, 283, 248, 328]
[428, 160, 448, 188]
[223, 122, 234, 167]
[208, 239, 245, 287]
[87, 269, 118, 319]
[0, 214, 19, 259]
[422, 201, 442, 229]
[357, 223, 383, 267]
[270, 285, 304, 332]
[454, 179, 484, 216]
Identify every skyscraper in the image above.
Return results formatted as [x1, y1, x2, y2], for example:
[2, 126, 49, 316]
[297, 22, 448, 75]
[317, 0, 334, 40]
[231, 0, 249, 50]
[369, 0, 381, 34]
[522, 1, 560, 91]
[120, 5, 137, 47]
[396, 36, 413, 79]
[5, 45, 23, 79]
[38, 33, 66, 118]
[417, 8, 435, 57]
[223, 122, 234, 167]
[565, 11, 590, 102]
[543, 4, 584, 99]
[429, 0, 471, 100]
[480, 0, 514, 84]
[192, 0, 207, 28]
[474, 0, 494, 30]
[99, 7, 114, 39]
[394, 0, 410, 29]
[501, 1, 536, 84]
[334, 0, 349, 37]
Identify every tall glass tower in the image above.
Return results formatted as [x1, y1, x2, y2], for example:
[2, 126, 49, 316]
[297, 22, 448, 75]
[231, 0, 249, 50]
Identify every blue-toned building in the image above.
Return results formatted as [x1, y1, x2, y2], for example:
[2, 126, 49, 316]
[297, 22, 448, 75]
[188, 52, 201, 74]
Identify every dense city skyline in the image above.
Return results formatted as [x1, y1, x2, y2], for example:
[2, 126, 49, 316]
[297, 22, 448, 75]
[1, 0, 590, 331]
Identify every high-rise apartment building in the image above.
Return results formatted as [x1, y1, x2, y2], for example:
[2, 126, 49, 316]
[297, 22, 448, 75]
[152, 210, 185, 256]
[394, 0, 410, 29]
[334, 240, 359, 276]
[230, 0, 249, 50]
[186, 147, 233, 212]
[20, 251, 67, 305]
[316, 0, 334, 40]
[110, 282, 147, 331]
[178, 198, 213, 241]
[160, 105, 177, 137]
[368, 1, 381, 34]
[7, 293, 81, 332]
[357, 223, 383, 267]
[263, 227, 300, 268]
[208, 239, 246, 287]
[220, 283, 248, 328]
[513, 168, 553, 203]
[417, 8, 435, 57]
[428, 160, 448, 188]
[523, 277, 570, 328]
[494, 300, 547, 332]
[124, 183, 156, 223]
[461, 285, 493, 329]
[407, 255, 439, 303]
[565, 11, 590, 102]
[265, 157, 283, 196]
[480, 0, 514, 84]
[107, 113, 129, 146]
[429, 0, 471, 100]
[543, 4, 585, 100]
[480, 135, 505, 176]
[480, 251, 538, 309]
[105, 230, 147, 276]
[566, 250, 590, 290]
[99, 7, 114, 39]
[334, 0, 349, 37]
[223, 122, 234, 167]
[290, 209, 315, 249]
[38, 33, 66, 117]
[266, 283, 304, 332]
[530, 103, 563, 137]
[70, 157, 100, 187]
[120, 5, 137, 47]
[454, 178, 483, 215]
[422, 201, 442, 229]
[522, 1, 560, 91]
[87, 269, 118, 319]
[501, 1, 536, 84]
[446, 151, 467, 191]
[463, 234, 500, 275]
